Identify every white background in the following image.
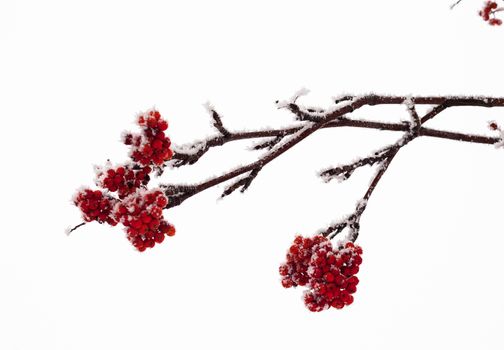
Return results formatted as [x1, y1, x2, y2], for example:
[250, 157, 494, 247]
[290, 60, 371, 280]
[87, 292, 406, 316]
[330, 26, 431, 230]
[1, 1, 504, 349]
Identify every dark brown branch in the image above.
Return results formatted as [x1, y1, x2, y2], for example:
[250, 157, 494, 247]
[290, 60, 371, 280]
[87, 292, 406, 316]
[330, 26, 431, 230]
[320, 143, 402, 240]
[169, 123, 496, 168]
[319, 102, 432, 241]
[334, 95, 354, 104]
[163, 95, 504, 209]
[169, 95, 504, 169]
[420, 103, 449, 124]
[165, 95, 370, 206]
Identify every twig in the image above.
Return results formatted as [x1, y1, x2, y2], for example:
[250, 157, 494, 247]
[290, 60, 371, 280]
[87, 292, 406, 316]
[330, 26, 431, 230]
[450, 0, 463, 10]
[319, 102, 425, 240]
[221, 167, 262, 198]
[66, 222, 86, 235]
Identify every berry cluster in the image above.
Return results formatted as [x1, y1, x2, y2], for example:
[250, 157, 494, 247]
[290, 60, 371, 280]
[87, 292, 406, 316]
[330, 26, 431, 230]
[124, 110, 173, 166]
[479, 1, 503, 25]
[279, 235, 363, 312]
[73, 109, 176, 252]
[96, 164, 152, 199]
[73, 189, 118, 226]
[114, 190, 175, 252]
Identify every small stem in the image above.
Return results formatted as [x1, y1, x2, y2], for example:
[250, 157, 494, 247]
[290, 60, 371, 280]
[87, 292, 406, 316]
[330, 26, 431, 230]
[450, 0, 463, 10]
[66, 222, 86, 235]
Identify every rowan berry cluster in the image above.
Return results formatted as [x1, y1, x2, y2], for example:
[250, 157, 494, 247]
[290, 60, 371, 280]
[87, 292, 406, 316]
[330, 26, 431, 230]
[114, 190, 175, 252]
[479, 1, 503, 25]
[73, 109, 175, 251]
[123, 110, 173, 166]
[73, 189, 118, 226]
[96, 164, 152, 199]
[279, 235, 363, 312]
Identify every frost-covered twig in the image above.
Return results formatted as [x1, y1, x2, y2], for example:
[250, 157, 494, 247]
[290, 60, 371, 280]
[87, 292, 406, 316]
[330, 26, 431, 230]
[321, 148, 399, 241]
[204, 102, 231, 137]
[319, 146, 395, 183]
[221, 167, 262, 198]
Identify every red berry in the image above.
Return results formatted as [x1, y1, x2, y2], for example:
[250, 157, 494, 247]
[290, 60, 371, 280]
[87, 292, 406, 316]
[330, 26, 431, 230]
[158, 120, 168, 131]
[156, 196, 168, 207]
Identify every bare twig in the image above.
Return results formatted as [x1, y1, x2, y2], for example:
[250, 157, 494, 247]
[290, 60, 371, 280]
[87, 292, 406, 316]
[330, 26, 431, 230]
[66, 222, 86, 235]
[450, 0, 463, 10]
[204, 103, 231, 137]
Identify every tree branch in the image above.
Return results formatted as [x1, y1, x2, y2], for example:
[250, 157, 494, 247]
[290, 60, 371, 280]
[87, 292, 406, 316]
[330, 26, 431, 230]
[221, 166, 262, 198]
[168, 95, 504, 169]
[70, 94, 504, 239]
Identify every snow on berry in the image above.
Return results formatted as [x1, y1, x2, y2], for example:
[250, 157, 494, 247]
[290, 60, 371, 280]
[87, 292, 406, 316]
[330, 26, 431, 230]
[124, 109, 173, 166]
[113, 188, 175, 252]
[279, 235, 363, 312]
[73, 188, 118, 226]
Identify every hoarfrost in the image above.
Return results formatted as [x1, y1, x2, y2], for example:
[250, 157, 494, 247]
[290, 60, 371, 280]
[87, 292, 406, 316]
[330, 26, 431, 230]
[202, 101, 215, 115]
[275, 87, 310, 108]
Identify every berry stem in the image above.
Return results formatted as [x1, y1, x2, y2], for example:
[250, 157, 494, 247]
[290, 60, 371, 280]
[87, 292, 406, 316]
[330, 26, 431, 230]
[66, 222, 86, 235]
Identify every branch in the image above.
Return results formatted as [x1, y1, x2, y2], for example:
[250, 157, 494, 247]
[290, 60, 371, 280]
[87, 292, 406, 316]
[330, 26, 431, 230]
[321, 149, 399, 241]
[319, 102, 426, 240]
[251, 135, 284, 150]
[221, 166, 261, 198]
[320, 146, 395, 182]
[204, 102, 231, 137]
[168, 95, 504, 169]
[162, 95, 504, 209]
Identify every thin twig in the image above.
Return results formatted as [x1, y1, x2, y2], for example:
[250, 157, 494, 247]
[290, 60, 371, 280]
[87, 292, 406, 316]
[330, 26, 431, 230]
[450, 0, 463, 10]
[66, 222, 86, 235]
